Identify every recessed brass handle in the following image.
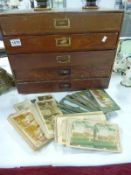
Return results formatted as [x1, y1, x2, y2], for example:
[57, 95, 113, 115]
[54, 18, 70, 29]
[56, 55, 71, 64]
[59, 83, 71, 90]
[55, 37, 71, 47]
[57, 69, 71, 76]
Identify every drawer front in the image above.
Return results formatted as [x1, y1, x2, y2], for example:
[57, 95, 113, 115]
[14, 66, 111, 82]
[0, 11, 123, 35]
[16, 78, 109, 93]
[4, 33, 118, 54]
[9, 50, 116, 69]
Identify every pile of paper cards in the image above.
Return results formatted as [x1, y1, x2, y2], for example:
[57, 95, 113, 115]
[8, 95, 63, 150]
[8, 89, 121, 152]
[55, 112, 121, 152]
[58, 89, 120, 114]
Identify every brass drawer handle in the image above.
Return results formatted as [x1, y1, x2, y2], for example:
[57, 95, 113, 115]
[55, 37, 71, 47]
[54, 18, 70, 29]
[56, 55, 71, 64]
[59, 83, 71, 90]
[57, 69, 71, 76]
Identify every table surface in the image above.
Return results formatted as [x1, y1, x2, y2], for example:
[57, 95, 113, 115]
[0, 57, 131, 168]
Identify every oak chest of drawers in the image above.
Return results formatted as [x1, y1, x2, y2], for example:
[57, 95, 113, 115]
[0, 9, 123, 93]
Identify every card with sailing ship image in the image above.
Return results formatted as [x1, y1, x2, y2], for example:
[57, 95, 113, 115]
[67, 120, 121, 152]
[8, 111, 51, 150]
[35, 99, 63, 139]
[89, 89, 120, 113]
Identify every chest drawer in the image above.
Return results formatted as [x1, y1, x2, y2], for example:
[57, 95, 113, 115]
[0, 11, 123, 35]
[16, 78, 109, 93]
[11, 50, 115, 82]
[4, 33, 118, 54]
[14, 66, 111, 82]
[9, 50, 116, 69]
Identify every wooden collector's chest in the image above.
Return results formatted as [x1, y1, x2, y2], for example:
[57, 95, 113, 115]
[0, 9, 123, 93]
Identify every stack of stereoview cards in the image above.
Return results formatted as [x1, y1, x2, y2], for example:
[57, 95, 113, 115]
[55, 112, 121, 152]
[58, 89, 120, 114]
[8, 89, 121, 152]
[8, 95, 63, 150]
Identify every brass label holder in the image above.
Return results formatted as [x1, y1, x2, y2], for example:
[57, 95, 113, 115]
[55, 37, 71, 47]
[56, 55, 71, 64]
[54, 18, 70, 29]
